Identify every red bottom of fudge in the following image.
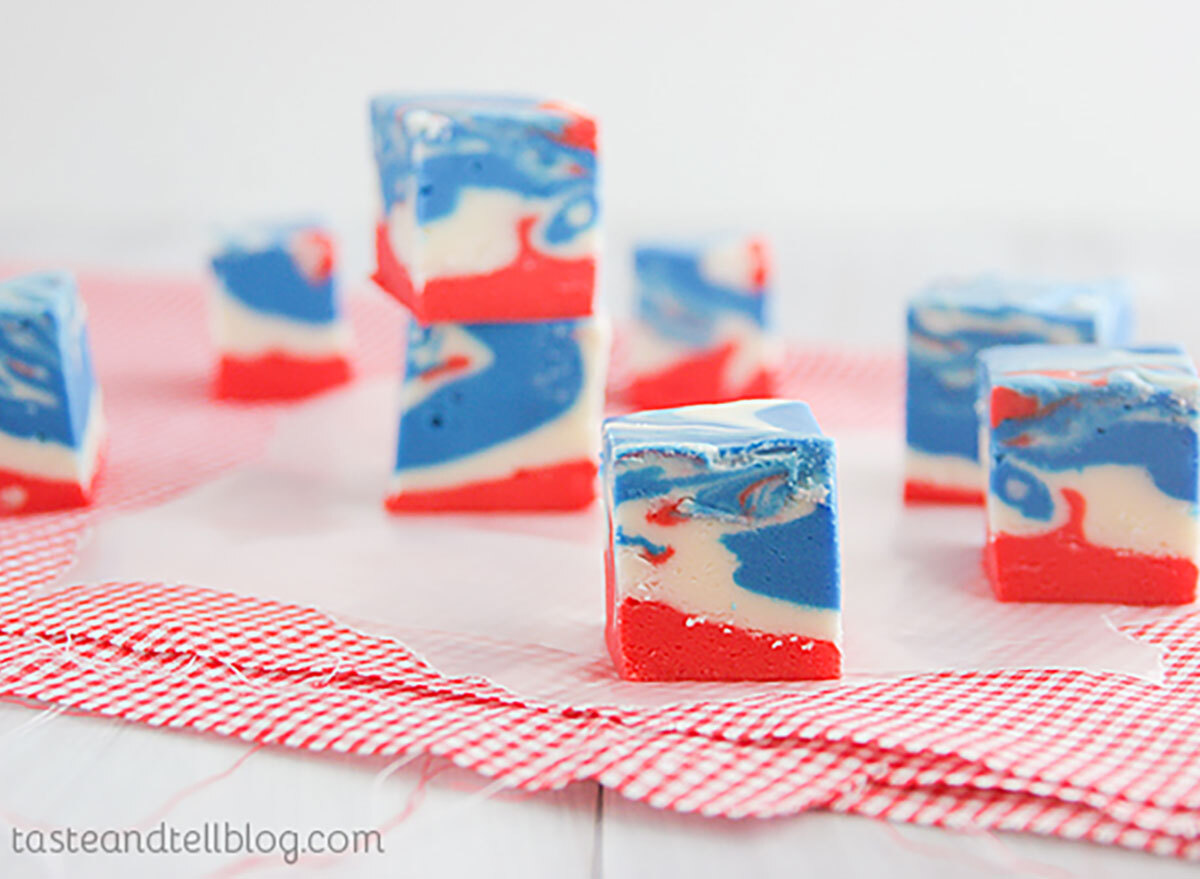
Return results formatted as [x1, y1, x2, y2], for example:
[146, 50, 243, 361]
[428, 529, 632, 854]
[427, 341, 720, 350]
[606, 597, 842, 681]
[385, 459, 597, 514]
[985, 489, 1198, 604]
[214, 353, 351, 401]
[373, 219, 594, 324]
[903, 480, 985, 506]
[625, 343, 775, 410]
[0, 459, 101, 515]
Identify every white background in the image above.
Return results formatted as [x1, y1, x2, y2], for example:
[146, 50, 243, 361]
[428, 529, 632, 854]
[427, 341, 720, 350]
[4, 0, 1200, 348]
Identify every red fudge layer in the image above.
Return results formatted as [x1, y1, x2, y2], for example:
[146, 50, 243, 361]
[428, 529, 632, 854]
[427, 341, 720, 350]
[385, 459, 597, 514]
[373, 219, 595, 324]
[985, 489, 1198, 604]
[606, 594, 842, 682]
[0, 459, 101, 515]
[903, 480, 985, 506]
[625, 343, 775, 410]
[214, 353, 352, 401]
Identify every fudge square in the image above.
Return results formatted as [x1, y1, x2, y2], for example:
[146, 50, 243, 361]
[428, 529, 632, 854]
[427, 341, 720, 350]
[209, 223, 352, 400]
[370, 94, 598, 324]
[603, 400, 841, 681]
[905, 277, 1130, 505]
[980, 344, 1200, 604]
[387, 316, 608, 513]
[626, 236, 778, 409]
[0, 271, 105, 513]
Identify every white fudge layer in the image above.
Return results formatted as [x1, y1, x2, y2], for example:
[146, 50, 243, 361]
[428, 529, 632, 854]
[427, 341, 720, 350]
[904, 447, 983, 493]
[0, 392, 105, 498]
[988, 461, 1200, 559]
[698, 239, 764, 291]
[386, 188, 596, 290]
[210, 288, 351, 359]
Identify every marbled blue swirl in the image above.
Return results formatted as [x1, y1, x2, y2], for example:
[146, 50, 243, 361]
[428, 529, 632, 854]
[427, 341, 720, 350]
[604, 401, 839, 611]
[906, 277, 1131, 463]
[210, 225, 337, 324]
[614, 456, 805, 521]
[614, 528, 670, 558]
[634, 241, 768, 348]
[980, 344, 1200, 520]
[0, 272, 98, 449]
[370, 94, 597, 246]
[396, 318, 587, 472]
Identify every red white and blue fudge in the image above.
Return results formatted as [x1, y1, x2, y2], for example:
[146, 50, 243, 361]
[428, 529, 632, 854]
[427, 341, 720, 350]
[905, 278, 1131, 505]
[0, 272, 105, 513]
[603, 400, 841, 681]
[626, 236, 777, 409]
[980, 344, 1199, 604]
[209, 224, 351, 400]
[387, 316, 608, 512]
[370, 94, 597, 324]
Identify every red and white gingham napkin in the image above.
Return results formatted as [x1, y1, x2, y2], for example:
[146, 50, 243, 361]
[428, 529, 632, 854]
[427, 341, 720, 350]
[0, 272, 1198, 860]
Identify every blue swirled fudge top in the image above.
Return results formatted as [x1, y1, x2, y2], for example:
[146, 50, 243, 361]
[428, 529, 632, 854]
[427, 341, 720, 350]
[0, 271, 98, 448]
[912, 276, 1131, 334]
[979, 343, 1197, 389]
[979, 343, 1200, 506]
[369, 93, 598, 233]
[605, 399, 823, 459]
[210, 222, 337, 324]
[603, 400, 834, 508]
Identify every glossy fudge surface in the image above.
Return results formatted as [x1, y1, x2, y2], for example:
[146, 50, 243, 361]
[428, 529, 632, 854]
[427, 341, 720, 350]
[0, 271, 104, 512]
[980, 343, 1200, 604]
[370, 94, 598, 323]
[388, 316, 607, 513]
[627, 236, 776, 408]
[905, 277, 1131, 504]
[603, 400, 841, 681]
[209, 223, 350, 400]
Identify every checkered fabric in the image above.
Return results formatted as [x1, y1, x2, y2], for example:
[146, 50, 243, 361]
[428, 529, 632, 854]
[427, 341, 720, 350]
[1, 272, 1198, 860]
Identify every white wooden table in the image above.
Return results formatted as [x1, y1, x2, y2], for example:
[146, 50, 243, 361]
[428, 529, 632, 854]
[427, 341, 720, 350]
[0, 701, 1192, 878]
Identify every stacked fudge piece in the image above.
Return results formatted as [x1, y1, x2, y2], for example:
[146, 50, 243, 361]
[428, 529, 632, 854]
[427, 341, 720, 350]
[626, 236, 778, 408]
[905, 277, 1130, 504]
[0, 272, 105, 513]
[371, 95, 608, 511]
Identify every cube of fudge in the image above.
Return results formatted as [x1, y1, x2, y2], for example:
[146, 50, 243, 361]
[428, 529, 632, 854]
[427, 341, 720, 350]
[0, 271, 105, 513]
[603, 400, 841, 681]
[906, 277, 1131, 505]
[387, 316, 608, 512]
[370, 94, 598, 323]
[625, 236, 778, 409]
[209, 223, 352, 400]
[980, 344, 1199, 604]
